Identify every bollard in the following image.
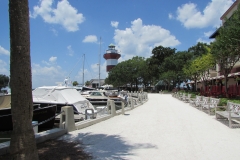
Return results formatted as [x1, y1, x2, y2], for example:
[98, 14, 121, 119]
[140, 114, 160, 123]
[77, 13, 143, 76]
[141, 93, 143, 100]
[107, 100, 111, 114]
[139, 94, 142, 104]
[129, 97, 134, 110]
[110, 100, 116, 116]
[59, 106, 76, 132]
[121, 101, 125, 115]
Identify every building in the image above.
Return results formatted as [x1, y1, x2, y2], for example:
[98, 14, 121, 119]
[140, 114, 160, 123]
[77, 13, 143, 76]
[199, 0, 240, 96]
[103, 44, 121, 72]
[89, 79, 105, 88]
[209, 0, 240, 78]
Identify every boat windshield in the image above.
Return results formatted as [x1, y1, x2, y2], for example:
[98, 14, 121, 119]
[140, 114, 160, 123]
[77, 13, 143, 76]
[90, 92, 102, 96]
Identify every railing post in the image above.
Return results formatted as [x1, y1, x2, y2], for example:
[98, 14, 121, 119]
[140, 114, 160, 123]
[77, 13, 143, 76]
[107, 100, 111, 114]
[129, 97, 134, 110]
[110, 100, 116, 116]
[59, 106, 76, 132]
[139, 94, 142, 104]
[121, 101, 125, 115]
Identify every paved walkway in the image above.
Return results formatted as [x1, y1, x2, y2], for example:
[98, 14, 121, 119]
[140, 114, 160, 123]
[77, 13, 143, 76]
[59, 94, 240, 160]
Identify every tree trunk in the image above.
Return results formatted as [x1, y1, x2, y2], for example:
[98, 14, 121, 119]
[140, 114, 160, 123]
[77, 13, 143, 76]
[9, 0, 39, 159]
[135, 80, 138, 91]
[224, 76, 228, 97]
[194, 75, 198, 92]
[194, 80, 197, 92]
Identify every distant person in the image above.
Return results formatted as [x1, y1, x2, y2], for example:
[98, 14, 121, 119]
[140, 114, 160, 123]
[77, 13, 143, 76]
[64, 78, 68, 87]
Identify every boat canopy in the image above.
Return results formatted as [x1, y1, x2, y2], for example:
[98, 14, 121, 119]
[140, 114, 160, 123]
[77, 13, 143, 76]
[32, 86, 88, 105]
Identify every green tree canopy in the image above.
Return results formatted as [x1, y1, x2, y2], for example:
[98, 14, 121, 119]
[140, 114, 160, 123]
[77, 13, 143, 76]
[85, 80, 90, 86]
[183, 48, 215, 91]
[158, 51, 192, 90]
[188, 42, 210, 58]
[106, 56, 150, 91]
[148, 45, 176, 79]
[72, 81, 79, 86]
[0, 74, 9, 91]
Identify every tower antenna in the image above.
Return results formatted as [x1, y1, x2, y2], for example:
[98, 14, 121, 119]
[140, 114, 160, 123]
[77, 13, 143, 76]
[82, 54, 85, 86]
[98, 37, 101, 88]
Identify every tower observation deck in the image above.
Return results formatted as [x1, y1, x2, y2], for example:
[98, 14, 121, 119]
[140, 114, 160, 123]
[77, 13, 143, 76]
[103, 44, 121, 72]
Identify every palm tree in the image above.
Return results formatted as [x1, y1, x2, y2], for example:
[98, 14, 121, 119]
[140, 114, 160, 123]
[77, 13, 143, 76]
[9, 0, 39, 159]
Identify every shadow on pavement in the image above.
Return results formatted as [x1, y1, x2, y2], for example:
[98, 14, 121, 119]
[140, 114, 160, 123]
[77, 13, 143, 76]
[60, 132, 157, 159]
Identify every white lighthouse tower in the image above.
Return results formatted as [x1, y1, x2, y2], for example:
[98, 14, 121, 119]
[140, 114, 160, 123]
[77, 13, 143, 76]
[103, 44, 121, 72]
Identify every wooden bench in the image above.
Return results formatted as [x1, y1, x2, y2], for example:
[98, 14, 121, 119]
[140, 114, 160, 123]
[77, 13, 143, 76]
[181, 93, 191, 103]
[177, 92, 184, 100]
[179, 93, 192, 103]
[215, 101, 240, 128]
[189, 95, 202, 108]
[171, 92, 177, 97]
[199, 96, 210, 111]
[201, 97, 220, 115]
[179, 93, 186, 101]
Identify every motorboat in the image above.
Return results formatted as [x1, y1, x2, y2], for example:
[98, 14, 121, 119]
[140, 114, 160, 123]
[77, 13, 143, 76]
[85, 90, 124, 106]
[79, 86, 95, 97]
[0, 94, 57, 132]
[32, 85, 97, 121]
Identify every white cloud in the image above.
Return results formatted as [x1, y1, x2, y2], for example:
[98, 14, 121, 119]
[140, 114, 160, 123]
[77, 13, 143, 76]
[0, 59, 9, 75]
[32, 63, 61, 76]
[31, 0, 85, 32]
[196, 38, 212, 44]
[111, 21, 119, 28]
[196, 31, 214, 44]
[82, 35, 98, 43]
[0, 46, 10, 56]
[113, 18, 180, 59]
[168, 13, 174, 19]
[41, 56, 57, 65]
[72, 61, 107, 85]
[176, 0, 234, 29]
[49, 56, 57, 62]
[31, 62, 65, 88]
[90, 62, 107, 79]
[204, 31, 214, 37]
[67, 45, 74, 56]
[50, 28, 58, 36]
[31, 57, 107, 88]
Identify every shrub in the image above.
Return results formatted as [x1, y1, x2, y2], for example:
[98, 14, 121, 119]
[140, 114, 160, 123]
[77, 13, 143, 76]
[218, 98, 240, 106]
[218, 98, 228, 106]
[229, 99, 240, 104]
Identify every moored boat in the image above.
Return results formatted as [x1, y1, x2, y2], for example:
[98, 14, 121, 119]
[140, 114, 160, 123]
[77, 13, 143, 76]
[0, 94, 57, 132]
[32, 85, 97, 121]
[85, 90, 124, 106]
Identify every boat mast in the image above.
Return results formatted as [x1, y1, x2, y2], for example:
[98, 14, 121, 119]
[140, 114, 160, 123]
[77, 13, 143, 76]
[82, 54, 85, 86]
[98, 37, 101, 88]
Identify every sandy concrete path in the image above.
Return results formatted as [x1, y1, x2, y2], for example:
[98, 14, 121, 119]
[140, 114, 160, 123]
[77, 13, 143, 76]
[60, 94, 240, 160]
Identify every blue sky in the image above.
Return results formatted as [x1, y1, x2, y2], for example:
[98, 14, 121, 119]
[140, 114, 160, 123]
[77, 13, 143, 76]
[0, 0, 235, 88]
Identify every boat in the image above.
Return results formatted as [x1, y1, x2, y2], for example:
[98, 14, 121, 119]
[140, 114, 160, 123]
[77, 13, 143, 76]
[0, 94, 57, 132]
[85, 90, 124, 106]
[32, 85, 97, 121]
[79, 86, 95, 97]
